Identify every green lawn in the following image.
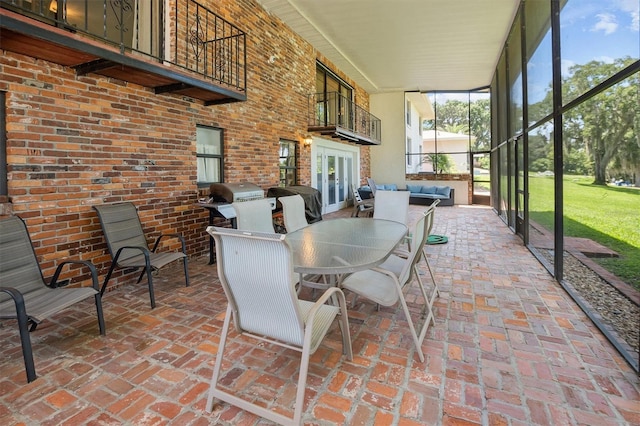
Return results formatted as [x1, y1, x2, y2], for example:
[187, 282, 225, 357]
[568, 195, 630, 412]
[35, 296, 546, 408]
[528, 174, 640, 290]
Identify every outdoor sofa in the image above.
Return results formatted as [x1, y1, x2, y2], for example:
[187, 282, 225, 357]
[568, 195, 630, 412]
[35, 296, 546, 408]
[405, 184, 454, 206]
[358, 183, 454, 206]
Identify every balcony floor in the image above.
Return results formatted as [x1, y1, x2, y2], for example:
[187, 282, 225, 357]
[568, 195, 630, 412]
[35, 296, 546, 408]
[1, 206, 638, 425]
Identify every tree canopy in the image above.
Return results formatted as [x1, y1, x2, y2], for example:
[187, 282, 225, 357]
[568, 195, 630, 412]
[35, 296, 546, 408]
[531, 58, 639, 185]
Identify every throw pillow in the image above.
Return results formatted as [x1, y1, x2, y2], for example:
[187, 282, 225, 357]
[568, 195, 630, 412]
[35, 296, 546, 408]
[435, 186, 451, 197]
[406, 184, 422, 193]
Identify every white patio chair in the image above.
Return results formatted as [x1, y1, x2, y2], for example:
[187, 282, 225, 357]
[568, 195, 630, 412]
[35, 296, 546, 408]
[232, 198, 275, 232]
[339, 209, 434, 362]
[373, 189, 411, 249]
[205, 226, 352, 426]
[279, 194, 308, 232]
[373, 190, 410, 225]
[378, 202, 440, 328]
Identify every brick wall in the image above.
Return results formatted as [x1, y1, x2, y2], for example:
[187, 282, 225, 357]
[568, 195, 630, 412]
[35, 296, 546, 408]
[0, 0, 369, 289]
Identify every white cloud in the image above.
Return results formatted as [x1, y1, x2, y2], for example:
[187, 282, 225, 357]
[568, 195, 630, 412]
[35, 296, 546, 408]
[631, 10, 639, 31]
[614, 0, 639, 31]
[592, 13, 618, 35]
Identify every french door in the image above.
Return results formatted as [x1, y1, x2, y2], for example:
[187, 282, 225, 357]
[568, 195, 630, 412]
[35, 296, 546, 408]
[313, 143, 357, 214]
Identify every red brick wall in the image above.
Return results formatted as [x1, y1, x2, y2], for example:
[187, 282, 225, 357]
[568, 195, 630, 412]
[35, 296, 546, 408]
[0, 0, 369, 288]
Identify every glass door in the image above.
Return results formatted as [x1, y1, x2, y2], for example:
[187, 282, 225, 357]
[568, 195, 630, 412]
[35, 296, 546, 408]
[316, 148, 355, 213]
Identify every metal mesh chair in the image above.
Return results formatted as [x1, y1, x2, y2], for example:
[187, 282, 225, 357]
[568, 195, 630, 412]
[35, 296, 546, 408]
[372, 190, 410, 225]
[279, 194, 308, 232]
[0, 215, 105, 383]
[205, 226, 352, 425]
[93, 202, 189, 308]
[232, 198, 275, 233]
[340, 208, 434, 362]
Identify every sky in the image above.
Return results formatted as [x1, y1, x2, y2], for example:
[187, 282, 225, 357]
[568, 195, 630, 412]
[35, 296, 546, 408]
[424, 0, 639, 105]
[560, 0, 639, 71]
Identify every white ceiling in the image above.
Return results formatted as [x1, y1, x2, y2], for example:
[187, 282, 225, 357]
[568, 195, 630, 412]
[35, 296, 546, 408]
[255, 0, 520, 93]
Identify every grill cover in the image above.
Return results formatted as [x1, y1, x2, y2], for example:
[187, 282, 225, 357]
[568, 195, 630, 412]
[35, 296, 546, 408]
[209, 182, 264, 203]
[267, 186, 323, 224]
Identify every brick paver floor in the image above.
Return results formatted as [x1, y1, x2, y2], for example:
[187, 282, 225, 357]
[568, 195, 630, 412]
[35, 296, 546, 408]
[1, 205, 638, 425]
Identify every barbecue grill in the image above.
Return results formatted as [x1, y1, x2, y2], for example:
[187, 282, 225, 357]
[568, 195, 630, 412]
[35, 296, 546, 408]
[209, 182, 264, 204]
[198, 182, 275, 264]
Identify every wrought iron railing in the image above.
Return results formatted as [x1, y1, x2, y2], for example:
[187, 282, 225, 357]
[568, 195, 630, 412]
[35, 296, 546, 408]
[1, 0, 246, 93]
[308, 92, 381, 143]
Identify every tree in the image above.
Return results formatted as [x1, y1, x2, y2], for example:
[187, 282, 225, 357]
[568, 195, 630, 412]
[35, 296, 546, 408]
[531, 58, 638, 185]
[561, 58, 638, 185]
[422, 153, 453, 173]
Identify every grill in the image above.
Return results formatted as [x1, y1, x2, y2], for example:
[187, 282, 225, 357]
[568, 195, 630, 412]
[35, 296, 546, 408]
[200, 182, 274, 264]
[204, 182, 274, 221]
[209, 182, 264, 203]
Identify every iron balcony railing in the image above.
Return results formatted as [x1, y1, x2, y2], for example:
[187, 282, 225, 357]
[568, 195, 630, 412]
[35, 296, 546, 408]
[1, 0, 246, 93]
[308, 92, 381, 144]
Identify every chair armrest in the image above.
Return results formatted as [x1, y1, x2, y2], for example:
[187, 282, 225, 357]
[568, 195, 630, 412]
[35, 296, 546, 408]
[0, 286, 36, 381]
[113, 245, 151, 265]
[0, 287, 27, 317]
[50, 260, 100, 291]
[151, 233, 187, 253]
[302, 286, 348, 340]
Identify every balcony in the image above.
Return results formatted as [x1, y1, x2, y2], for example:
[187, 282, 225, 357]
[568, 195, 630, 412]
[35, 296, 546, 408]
[308, 92, 381, 145]
[0, 0, 246, 105]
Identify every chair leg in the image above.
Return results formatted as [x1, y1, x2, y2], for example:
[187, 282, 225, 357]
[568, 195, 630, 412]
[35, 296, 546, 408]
[17, 306, 36, 383]
[94, 293, 106, 335]
[422, 250, 439, 293]
[394, 277, 427, 363]
[206, 305, 232, 413]
[421, 250, 440, 325]
[145, 266, 156, 309]
[293, 344, 312, 426]
[335, 291, 354, 359]
[183, 257, 190, 287]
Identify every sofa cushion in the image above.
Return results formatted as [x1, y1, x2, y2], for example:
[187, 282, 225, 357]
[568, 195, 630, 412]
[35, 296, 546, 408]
[421, 185, 437, 194]
[406, 184, 422, 193]
[384, 184, 398, 191]
[435, 186, 451, 197]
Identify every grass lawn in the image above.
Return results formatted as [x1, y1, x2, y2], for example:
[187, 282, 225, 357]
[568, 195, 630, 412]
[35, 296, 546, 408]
[528, 174, 639, 290]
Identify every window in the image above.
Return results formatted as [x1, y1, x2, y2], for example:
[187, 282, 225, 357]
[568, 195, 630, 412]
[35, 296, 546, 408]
[406, 90, 491, 175]
[315, 63, 353, 127]
[406, 100, 412, 126]
[279, 139, 297, 187]
[196, 125, 223, 187]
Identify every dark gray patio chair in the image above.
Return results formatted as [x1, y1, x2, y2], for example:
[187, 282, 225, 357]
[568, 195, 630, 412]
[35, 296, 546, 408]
[93, 202, 189, 308]
[0, 215, 105, 383]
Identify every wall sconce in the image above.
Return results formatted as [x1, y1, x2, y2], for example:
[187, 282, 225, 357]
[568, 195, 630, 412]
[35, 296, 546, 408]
[303, 136, 313, 147]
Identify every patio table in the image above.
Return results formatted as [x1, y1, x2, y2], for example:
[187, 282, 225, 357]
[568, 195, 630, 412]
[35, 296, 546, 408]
[285, 218, 408, 277]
